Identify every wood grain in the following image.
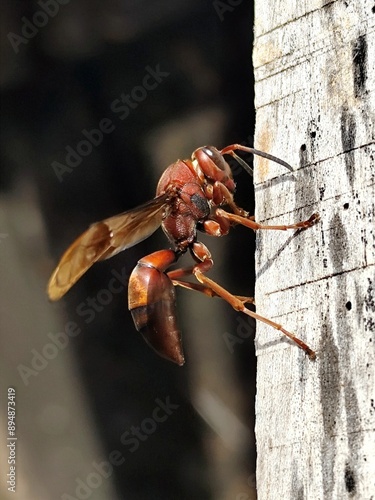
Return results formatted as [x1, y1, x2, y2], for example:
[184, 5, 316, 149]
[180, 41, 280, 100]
[253, 1, 375, 498]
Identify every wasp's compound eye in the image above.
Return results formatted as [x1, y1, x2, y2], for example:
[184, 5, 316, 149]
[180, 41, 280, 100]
[201, 146, 227, 171]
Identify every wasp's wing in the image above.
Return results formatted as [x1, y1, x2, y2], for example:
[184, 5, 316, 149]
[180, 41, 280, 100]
[47, 192, 172, 301]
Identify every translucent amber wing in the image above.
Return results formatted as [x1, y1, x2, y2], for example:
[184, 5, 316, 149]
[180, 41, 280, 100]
[47, 193, 171, 301]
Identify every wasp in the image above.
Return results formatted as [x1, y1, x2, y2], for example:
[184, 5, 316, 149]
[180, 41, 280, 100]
[48, 144, 319, 365]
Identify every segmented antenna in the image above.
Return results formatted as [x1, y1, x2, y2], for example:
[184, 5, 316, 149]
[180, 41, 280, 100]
[221, 144, 293, 176]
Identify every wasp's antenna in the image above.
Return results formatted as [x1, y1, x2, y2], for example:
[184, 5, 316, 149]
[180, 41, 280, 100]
[221, 144, 294, 173]
[230, 151, 254, 176]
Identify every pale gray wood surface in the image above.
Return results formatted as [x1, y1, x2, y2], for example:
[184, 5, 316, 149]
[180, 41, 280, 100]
[253, 1, 374, 498]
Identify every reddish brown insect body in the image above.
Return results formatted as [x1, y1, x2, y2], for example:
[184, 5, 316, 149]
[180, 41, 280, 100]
[48, 144, 319, 365]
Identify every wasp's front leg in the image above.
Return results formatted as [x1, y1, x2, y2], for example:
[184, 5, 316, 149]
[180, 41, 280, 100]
[215, 208, 320, 231]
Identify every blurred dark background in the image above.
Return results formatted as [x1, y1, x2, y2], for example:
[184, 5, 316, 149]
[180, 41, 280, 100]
[0, 1, 257, 499]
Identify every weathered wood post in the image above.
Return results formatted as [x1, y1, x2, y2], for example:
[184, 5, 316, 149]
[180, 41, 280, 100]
[253, 1, 374, 498]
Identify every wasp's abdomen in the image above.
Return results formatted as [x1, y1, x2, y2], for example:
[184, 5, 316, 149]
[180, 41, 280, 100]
[128, 250, 184, 365]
